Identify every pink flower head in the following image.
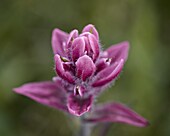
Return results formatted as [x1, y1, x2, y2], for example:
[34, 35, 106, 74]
[14, 24, 149, 127]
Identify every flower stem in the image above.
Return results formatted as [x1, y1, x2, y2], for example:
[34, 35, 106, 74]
[78, 115, 91, 136]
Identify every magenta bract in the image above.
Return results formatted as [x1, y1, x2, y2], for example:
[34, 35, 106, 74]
[84, 102, 149, 127]
[14, 24, 149, 127]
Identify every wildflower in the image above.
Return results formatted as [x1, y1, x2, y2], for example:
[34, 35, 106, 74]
[14, 24, 149, 127]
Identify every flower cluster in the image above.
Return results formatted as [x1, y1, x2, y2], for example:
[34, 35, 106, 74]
[14, 24, 149, 127]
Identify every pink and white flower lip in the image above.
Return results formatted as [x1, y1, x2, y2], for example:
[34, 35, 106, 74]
[14, 24, 149, 127]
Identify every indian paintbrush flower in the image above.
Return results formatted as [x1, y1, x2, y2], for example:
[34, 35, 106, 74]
[14, 24, 149, 127]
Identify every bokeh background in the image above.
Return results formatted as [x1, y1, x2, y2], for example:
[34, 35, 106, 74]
[0, 0, 170, 136]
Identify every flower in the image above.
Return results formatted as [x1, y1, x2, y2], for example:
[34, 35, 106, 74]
[14, 24, 149, 127]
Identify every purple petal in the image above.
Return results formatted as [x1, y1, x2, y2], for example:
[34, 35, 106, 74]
[72, 37, 85, 61]
[67, 29, 79, 47]
[82, 24, 99, 40]
[84, 102, 149, 127]
[92, 59, 124, 87]
[13, 81, 68, 112]
[79, 32, 91, 37]
[95, 58, 111, 73]
[52, 29, 69, 56]
[83, 36, 91, 55]
[67, 95, 93, 116]
[88, 34, 100, 62]
[76, 55, 96, 81]
[54, 54, 75, 84]
[106, 41, 129, 63]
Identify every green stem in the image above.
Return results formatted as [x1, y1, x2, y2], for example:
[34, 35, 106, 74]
[78, 115, 91, 136]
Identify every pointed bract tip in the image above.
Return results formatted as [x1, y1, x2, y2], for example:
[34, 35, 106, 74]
[82, 24, 99, 40]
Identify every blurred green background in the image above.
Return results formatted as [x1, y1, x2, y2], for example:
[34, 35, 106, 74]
[0, 0, 170, 136]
